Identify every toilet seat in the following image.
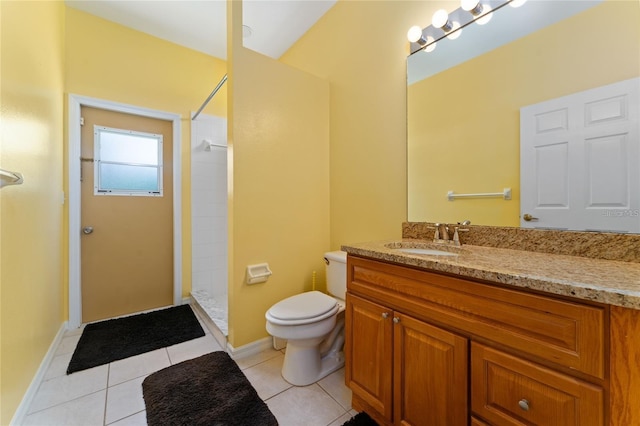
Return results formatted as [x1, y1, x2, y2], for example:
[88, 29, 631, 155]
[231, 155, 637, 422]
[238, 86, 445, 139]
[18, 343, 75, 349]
[266, 291, 338, 326]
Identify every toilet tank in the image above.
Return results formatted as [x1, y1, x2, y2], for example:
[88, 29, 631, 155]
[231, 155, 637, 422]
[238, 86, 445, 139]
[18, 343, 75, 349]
[324, 251, 347, 300]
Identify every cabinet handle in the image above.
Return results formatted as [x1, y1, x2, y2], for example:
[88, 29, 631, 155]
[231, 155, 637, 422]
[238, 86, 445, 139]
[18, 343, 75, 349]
[393, 317, 400, 323]
[518, 399, 530, 411]
[382, 312, 389, 319]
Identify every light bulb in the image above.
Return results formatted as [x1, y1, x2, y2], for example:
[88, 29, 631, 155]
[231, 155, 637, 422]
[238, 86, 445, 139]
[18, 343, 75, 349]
[461, 0, 480, 13]
[424, 36, 437, 53]
[446, 21, 462, 40]
[510, 0, 527, 7]
[407, 26, 423, 43]
[476, 4, 493, 25]
[432, 9, 452, 31]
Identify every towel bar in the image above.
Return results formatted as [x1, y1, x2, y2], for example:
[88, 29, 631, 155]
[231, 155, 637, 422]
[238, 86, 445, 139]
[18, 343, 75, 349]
[447, 188, 511, 201]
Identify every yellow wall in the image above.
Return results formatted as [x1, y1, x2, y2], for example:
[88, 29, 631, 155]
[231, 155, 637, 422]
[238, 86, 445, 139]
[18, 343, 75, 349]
[0, 1, 65, 423]
[227, 0, 330, 347]
[65, 7, 228, 300]
[407, 1, 640, 226]
[280, 0, 446, 247]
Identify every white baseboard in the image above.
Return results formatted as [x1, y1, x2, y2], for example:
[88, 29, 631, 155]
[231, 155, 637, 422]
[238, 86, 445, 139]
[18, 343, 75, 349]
[10, 321, 68, 426]
[227, 336, 273, 360]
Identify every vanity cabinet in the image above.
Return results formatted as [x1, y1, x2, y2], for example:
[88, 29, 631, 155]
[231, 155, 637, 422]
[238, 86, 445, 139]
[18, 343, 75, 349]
[345, 294, 468, 426]
[344, 255, 609, 426]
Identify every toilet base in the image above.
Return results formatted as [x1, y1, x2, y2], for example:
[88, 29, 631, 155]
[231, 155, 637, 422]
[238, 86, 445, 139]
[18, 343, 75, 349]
[281, 342, 345, 386]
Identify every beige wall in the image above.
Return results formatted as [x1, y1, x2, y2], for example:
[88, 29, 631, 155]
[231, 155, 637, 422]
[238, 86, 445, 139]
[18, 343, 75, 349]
[0, 1, 65, 423]
[65, 7, 228, 301]
[408, 1, 640, 226]
[227, 0, 330, 347]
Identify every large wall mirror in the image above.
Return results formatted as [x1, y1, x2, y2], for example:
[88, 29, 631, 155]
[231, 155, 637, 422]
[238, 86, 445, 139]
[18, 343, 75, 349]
[407, 0, 640, 233]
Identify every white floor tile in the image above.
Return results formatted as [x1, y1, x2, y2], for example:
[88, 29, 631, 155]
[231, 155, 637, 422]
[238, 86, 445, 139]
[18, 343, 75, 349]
[23, 390, 106, 426]
[318, 368, 352, 410]
[43, 351, 74, 381]
[242, 353, 292, 400]
[105, 376, 146, 425]
[266, 384, 348, 426]
[327, 412, 355, 426]
[165, 333, 223, 364]
[235, 347, 283, 370]
[55, 334, 82, 356]
[29, 365, 108, 413]
[107, 410, 147, 426]
[108, 349, 170, 386]
[64, 324, 86, 337]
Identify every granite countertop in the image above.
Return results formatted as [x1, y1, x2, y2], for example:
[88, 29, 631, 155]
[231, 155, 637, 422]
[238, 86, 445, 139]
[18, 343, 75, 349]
[341, 239, 640, 310]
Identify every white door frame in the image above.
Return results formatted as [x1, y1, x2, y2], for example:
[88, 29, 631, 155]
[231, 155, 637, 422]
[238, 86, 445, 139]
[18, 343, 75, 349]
[68, 94, 182, 329]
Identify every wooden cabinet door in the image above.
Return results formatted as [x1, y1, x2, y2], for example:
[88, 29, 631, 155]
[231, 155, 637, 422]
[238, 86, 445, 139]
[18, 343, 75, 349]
[471, 342, 603, 425]
[393, 313, 468, 426]
[345, 294, 394, 422]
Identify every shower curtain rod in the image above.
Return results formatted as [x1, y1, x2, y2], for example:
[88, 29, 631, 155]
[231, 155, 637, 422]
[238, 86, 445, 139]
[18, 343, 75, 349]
[192, 73, 228, 120]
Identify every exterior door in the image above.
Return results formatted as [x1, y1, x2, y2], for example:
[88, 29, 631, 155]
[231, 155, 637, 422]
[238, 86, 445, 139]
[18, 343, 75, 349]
[80, 106, 173, 323]
[520, 77, 639, 232]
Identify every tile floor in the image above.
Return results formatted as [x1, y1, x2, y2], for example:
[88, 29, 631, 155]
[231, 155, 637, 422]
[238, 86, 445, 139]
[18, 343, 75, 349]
[22, 306, 357, 426]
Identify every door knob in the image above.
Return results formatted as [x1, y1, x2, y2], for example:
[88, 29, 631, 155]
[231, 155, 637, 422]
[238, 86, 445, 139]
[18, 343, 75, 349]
[82, 226, 94, 235]
[393, 317, 400, 324]
[523, 214, 539, 222]
[382, 312, 389, 319]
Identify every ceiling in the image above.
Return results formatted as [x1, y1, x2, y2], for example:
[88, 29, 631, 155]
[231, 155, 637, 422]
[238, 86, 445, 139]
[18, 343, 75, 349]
[65, 0, 337, 60]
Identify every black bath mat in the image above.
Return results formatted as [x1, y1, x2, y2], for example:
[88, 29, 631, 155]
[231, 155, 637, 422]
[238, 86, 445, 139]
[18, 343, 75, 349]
[142, 351, 278, 426]
[67, 304, 205, 374]
[342, 411, 379, 426]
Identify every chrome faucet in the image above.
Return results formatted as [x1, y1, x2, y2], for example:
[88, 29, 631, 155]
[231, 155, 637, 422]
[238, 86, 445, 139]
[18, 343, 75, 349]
[440, 223, 450, 241]
[433, 223, 450, 242]
[433, 223, 468, 246]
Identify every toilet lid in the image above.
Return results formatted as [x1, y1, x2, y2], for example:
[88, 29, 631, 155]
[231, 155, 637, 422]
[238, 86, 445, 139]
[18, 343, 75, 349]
[268, 291, 337, 321]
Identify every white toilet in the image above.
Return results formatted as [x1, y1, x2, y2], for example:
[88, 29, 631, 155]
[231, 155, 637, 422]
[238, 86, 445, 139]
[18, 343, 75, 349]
[265, 250, 347, 386]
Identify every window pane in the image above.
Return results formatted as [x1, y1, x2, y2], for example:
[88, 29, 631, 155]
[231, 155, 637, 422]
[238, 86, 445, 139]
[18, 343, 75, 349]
[99, 163, 159, 192]
[99, 130, 160, 165]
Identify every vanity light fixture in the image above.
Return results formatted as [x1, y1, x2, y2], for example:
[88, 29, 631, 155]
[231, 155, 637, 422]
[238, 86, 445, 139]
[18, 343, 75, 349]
[461, 0, 493, 25]
[432, 9, 463, 40]
[407, 25, 427, 45]
[432, 9, 452, 32]
[407, 0, 522, 55]
[407, 26, 437, 52]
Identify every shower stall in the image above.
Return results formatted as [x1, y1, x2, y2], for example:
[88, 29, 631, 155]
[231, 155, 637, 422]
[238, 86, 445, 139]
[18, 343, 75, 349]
[190, 112, 228, 338]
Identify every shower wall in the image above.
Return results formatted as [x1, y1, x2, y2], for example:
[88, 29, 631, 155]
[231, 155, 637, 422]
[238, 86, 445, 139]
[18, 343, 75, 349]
[191, 113, 228, 335]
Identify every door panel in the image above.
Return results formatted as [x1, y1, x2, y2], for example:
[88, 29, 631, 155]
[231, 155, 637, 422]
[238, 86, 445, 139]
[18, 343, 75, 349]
[521, 77, 639, 232]
[81, 106, 173, 322]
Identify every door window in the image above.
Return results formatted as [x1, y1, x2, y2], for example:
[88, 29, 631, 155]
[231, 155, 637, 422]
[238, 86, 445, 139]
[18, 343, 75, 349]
[94, 126, 163, 196]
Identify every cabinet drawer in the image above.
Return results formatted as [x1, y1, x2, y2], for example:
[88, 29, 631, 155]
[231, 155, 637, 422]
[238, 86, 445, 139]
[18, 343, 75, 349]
[347, 256, 605, 378]
[471, 342, 603, 425]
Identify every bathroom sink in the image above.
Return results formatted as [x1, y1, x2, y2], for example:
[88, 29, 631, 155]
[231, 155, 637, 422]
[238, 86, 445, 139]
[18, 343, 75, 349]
[394, 248, 459, 256]
[384, 241, 464, 257]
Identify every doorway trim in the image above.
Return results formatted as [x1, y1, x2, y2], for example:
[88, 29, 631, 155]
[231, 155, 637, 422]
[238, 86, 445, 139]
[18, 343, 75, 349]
[68, 94, 182, 329]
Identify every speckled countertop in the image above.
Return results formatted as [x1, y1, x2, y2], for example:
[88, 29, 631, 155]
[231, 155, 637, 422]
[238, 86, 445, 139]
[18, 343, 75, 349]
[341, 239, 640, 310]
